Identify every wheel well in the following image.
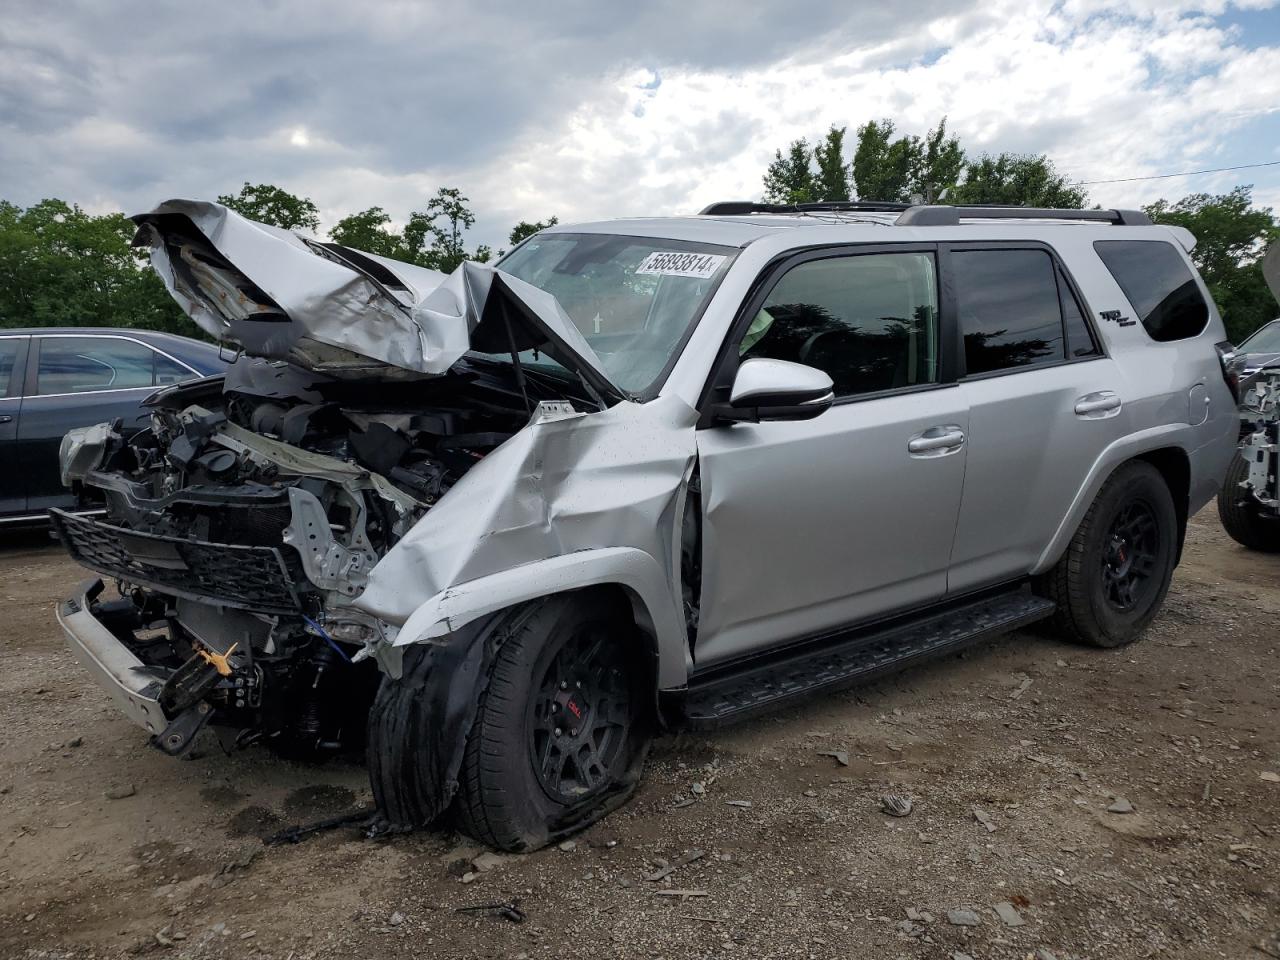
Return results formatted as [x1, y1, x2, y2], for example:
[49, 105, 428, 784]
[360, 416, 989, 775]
[560, 583, 660, 688]
[1134, 447, 1190, 564]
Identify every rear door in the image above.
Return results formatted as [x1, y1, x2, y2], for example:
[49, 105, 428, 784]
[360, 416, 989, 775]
[0, 335, 31, 515]
[18, 335, 183, 511]
[694, 245, 970, 666]
[944, 244, 1127, 594]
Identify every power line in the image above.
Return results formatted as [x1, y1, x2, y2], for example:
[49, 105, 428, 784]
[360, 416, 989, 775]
[1075, 159, 1280, 186]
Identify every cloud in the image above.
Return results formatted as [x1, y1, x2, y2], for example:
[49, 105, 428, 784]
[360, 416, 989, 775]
[1, 0, 1277, 247]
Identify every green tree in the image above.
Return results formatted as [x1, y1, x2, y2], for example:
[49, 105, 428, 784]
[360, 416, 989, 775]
[813, 126, 851, 202]
[216, 182, 320, 232]
[951, 154, 1086, 208]
[851, 119, 916, 202]
[405, 187, 481, 272]
[762, 140, 818, 204]
[851, 118, 963, 202]
[328, 206, 406, 259]
[1146, 187, 1279, 343]
[915, 120, 965, 202]
[509, 216, 559, 247]
[0, 198, 187, 333]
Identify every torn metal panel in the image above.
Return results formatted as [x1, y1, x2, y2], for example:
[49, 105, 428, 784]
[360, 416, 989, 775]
[355, 394, 699, 681]
[130, 200, 622, 401]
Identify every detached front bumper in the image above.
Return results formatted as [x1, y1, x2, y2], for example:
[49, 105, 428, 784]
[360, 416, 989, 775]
[56, 578, 167, 735]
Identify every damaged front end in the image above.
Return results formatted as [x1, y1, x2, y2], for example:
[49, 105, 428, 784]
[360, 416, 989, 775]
[54, 357, 545, 757]
[53, 200, 721, 847]
[51, 199, 636, 759]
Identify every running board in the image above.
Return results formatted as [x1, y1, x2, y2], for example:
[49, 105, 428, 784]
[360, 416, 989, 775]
[682, 589, 1055, 727]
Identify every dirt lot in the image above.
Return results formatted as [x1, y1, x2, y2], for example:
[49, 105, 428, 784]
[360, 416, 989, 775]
[1, 508, 1277, 960]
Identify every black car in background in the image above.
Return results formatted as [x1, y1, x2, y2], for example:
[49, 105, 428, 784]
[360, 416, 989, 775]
[0, 328, 227, 522]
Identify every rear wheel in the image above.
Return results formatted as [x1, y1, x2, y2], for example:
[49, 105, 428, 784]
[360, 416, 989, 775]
[454, 592, 650, 851]
[1037, 461, 1178, 648]
[1217, 453, 1280, 552]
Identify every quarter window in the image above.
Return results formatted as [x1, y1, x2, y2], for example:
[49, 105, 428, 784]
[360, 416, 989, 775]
[1094, 239, 1209, 342]
[36, 337, 164, 395]
[740, 252, 940, 397]
[954, 249, 1069, 375]
[154, 353, 195, 385]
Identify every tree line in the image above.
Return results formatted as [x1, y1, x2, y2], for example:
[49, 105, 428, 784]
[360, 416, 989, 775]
[0, 120, 1275, 344]
[762, 119, 1088, 208]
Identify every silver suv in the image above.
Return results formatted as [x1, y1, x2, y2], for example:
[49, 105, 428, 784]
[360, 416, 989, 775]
[54, 199, 1239, 850]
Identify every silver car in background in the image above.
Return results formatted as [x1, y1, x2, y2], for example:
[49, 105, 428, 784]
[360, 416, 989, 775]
[53, 199, 1238, 851]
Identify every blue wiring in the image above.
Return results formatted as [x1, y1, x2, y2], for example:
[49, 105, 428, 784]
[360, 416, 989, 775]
[302, 615, 353, 664]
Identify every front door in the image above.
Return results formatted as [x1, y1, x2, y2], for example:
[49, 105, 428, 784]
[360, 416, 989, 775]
[694, 247, 969, 667]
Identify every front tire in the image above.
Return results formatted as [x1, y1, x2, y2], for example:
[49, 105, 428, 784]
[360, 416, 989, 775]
[1217, 453, 1280, 552]
[1037, 461, 1178, 648]
[454, 592, 651, 851]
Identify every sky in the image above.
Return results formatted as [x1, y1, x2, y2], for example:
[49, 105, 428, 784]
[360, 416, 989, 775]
[2, 0, 1279, 250]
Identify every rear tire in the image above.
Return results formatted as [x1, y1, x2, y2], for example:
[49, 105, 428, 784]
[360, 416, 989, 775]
[1217, 453, 1280, 552]
[454, 592, 651, 852]
[1036, 461, 1178, 648]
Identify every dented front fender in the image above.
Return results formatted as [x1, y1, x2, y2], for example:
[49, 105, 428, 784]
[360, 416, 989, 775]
[355, 394, 700, 691]
[394, 546, 688, 689]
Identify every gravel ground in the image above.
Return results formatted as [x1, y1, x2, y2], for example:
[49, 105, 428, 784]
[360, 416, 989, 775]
[1, 507, 1277, 959]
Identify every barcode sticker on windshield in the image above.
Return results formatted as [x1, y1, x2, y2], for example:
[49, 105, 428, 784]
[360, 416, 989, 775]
[635, 251, 726, 279]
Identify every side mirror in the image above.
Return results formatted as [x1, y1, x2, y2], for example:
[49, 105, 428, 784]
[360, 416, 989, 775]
[715, 358, 834, 423]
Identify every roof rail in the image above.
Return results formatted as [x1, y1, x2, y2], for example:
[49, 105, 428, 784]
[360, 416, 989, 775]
[700, 200, 912, 216]
[895, 205, 1151, 226]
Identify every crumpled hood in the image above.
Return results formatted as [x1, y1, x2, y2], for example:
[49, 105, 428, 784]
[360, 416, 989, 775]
[131, 199, 622, 400]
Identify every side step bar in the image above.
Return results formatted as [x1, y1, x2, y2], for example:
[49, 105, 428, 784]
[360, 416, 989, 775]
[682, 589, 1055, 727]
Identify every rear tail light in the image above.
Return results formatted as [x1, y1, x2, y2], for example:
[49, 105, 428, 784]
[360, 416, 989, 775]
[1216, 340, 1243, 404]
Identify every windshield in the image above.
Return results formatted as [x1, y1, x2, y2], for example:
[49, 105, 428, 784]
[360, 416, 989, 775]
[1240, 319, 1280, 354]
[495, 232, 737, 394]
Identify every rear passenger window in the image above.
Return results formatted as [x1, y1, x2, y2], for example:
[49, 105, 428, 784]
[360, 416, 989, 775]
[953, 249, 1066, 375]
[37, 336, 157, 395]
[740, 252, 939, 398]
[1094, 240, 1208, 342]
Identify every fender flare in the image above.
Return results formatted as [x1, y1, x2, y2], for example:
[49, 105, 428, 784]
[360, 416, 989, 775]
[393, 546, 690, 690]
[1031, 424, 1192, 575]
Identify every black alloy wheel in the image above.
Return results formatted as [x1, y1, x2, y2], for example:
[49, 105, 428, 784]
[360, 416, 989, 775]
[526, 624, 634, 804]
[1036, 460, 1178, 648]
[1100, 499, 1160, 611]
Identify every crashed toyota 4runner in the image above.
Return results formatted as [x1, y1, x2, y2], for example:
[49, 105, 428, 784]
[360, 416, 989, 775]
[55, 199, 1239, 850]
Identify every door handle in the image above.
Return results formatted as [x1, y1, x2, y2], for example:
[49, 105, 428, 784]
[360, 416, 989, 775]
[1074, 391, 1122, 418]
[908, 425, 966, 455]
[0, 415, 11, 424]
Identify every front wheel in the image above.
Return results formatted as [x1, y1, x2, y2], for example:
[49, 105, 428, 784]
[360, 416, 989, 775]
[454, 592, 651, 851]
[1217, 453, 1280, 552]
[1036, 461, 1178, 648]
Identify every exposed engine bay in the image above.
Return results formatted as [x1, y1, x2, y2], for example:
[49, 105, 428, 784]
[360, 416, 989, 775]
[55, 354, 585, 757]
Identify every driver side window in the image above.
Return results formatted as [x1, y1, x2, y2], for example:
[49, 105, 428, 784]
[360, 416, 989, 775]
[740, 252, 940, 398]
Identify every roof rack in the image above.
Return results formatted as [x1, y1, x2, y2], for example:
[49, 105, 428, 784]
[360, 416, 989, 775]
[699, 201, 912, 216]
[698, 200, 1151, 227]
[895, 204, 1151, 226]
